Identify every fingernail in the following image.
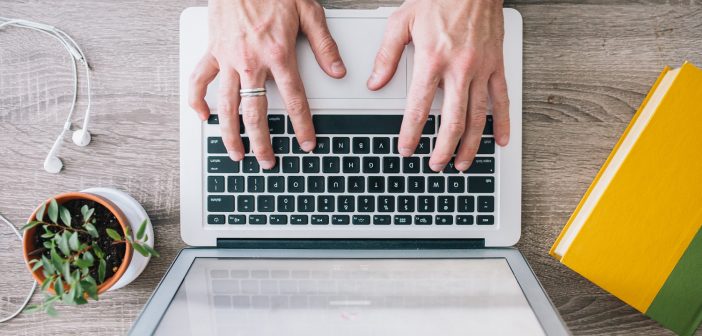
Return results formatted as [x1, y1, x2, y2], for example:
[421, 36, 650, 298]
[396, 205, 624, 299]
[199, 114, 208, 121]
[301, 141, 316, 152]
[456, 161, 470, 172]
[331, 61, 345, 75]
[399, 147, 413, 157]
[498, 134, 510, 145]
[368, 72, 380, 85]
[228, 151, 242, 161]
[430, 163, 445, 172]
[259, 160, 275, 170]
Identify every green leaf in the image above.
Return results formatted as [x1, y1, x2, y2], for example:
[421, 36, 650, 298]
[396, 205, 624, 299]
[59, 206, 72, 227]
[54, 277, 64, 294]
[31, 260, 44, 271]
[92, 244, 105, 259]
[105, 228, 122, 241]
[141, 244, 160, 258]
[83, 251, 94, 263]
[84, 208, 95, 223]
[137, 219, 147, 240]
[23, 304, 41, 313]
[81, 205, 88, 219]
[21, 220, 44, 231]
[62, 262, 72, 283]
[36, 201, 47, 222]
[50, 249, 63, 274]
[57, 233, 70, 256]
[81, 279, 99, 301]
[41, 256, 55, 274]
[48, 198, 58, 224]
[40, 278, 52, 292]
[84, 222, 99, 238]
[68, 231, 80, 251]
[133, 243, 149, 257]
[45, 303, 58, 317]
[41, 231, 55, 239]
[73, 258, 91, 269]
[98, 259, 106, 283]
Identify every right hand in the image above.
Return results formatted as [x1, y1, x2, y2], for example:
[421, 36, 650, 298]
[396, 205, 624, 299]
[189, 0, 346, 169]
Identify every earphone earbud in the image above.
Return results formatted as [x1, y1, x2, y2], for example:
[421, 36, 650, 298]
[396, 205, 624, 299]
[43, 155, 63, 174]
[72, 129, 91, 147]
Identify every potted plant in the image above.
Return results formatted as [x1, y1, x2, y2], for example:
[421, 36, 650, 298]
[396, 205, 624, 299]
[21, 188, 158, 315]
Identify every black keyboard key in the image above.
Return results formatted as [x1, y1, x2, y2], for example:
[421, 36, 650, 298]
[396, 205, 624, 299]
[403, 157, 420, 173]
[416, 137, 431, 154]
[229, 215, 246, 225]
[291, 138, 306, 154]
[317, 196, 334, 212]
[343, 157, 360, 173]
[208, 176, 225, 192]
[444, 160, 460, 174]
[388, 176, 405, 193]
[414, 215, 432, 225]
[363, 157, 380, 173]
[458, 196, 475, 212]
[367, 176, 385, 193]
[288, 176, 305, 192]
[322, 157, 340, 173]
[247, 176, 265, 193]
[417, 196, 434, 212]
[272, 137, 290, 154]
[422, 157, 439, 174]
[407, 176, 425, 193]
[436, 215, 453, 225]
[314, 137, 330, 154]
[373, 215, 391, 225]
[311, 215, 329, 225]
[303, 157, 320, 173]
[466, 157, 495, 174]
[373, 138, 390, 154]
[484, 115, 493, 135]
[228, 176, 245, 193]
[468, 176, 494, 193]
[291, 215, 309, 225]
[208, 157, 239, 173]
[268, 115, 285, 134]
[249, 215, 267, 225]
[378, 196, 395, 212]
[294, 115, 435, 135]
[297, 196, 315, 212]
[208, 195, 234, 212]
[332, 215, 350, 225]
[477, 215, 494, 225]
[398, 196, 415, 212]
[257, 195, 275, 212]
[328, 176, 345, 193]
[392, 137, 399, 154]
[208, 215, 225, 224]
[478, 196, 494, 212]
[438, 196, 455, 212]
[348, 176, 365, 193]
[333, 137, 350, 154]
[428, 176, 445, 193]
[383, 157, 400, 173]
[282, 157, 300, 173]
[267, 176, 285, 192]
[262, 158, 280, 173]
[352, 215, 371, 225]
[337, 196, 355, 212]
[448, 176, 465, 193]
[478, 137, 495, 154]
[457, 215, 474, 225]
[243, 157, 260, 173]
[207, 114, 219, 124]
[307, 176, 325, 193]
[353, 137, 371, 154]
[357, 196, 375, 212]
[207, 137, 226, 153]
[270, 215, 287, 225]
[237, 195, 254, 212]
[394, 215, 411, 225]
[242, 137, 250, 153]
[277, 196, 295, 212]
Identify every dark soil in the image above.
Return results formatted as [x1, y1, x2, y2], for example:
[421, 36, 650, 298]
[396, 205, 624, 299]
[32, 199, 126, 284]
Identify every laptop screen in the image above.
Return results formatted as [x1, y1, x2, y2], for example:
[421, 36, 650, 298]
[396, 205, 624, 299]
[154, 258, 544, 336]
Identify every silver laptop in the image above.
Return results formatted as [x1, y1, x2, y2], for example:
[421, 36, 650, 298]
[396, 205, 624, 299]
[129, 7, 567, 335]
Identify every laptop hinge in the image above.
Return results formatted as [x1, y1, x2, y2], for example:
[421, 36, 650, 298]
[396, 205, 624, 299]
[216, 238, 485, 250]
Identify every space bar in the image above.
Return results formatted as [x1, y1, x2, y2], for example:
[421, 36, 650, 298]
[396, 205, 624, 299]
[286, 115, 435, 135]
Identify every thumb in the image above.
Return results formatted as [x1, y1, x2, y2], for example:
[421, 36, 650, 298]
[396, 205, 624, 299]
[299, 3, 346, 78]
[367, 12, 411, 91]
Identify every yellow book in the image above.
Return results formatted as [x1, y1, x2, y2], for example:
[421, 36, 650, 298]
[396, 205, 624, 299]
[550, 62, 702, 336]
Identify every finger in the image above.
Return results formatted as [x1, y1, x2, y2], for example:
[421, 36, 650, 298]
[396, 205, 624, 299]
[455, 80, 489, 172]
[430, 78, 470, 172]
[189, 53, 219, 121]
[398, 57, 440, 157]
[299, 2, 346, 78]
[488, 67, 510, 146]
[217, 69, 245, 161]
[367, 12, 411, 90]
[238, 69, 275, 169]
[270, 59, 316, 152]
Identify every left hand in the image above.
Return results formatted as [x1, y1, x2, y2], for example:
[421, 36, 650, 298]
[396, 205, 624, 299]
[368, 0, 510, 172]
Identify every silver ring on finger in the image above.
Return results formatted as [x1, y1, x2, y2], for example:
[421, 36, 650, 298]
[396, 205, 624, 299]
[240, 87, 266, 97]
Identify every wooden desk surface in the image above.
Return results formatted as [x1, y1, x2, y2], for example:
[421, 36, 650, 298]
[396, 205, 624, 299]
[1, 1, 701, 335]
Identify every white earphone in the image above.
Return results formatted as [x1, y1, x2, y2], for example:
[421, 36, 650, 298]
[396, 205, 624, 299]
[0, 17, 93, 173]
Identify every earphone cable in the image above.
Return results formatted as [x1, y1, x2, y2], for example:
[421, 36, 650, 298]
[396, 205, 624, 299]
[0, 213, 37, 323]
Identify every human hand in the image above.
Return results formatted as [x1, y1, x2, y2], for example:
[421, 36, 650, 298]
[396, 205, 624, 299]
[189, 0, 346, 169]
[368, 0, 509, 172]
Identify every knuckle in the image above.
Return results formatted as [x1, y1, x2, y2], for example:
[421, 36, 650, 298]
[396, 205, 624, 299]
[218, 100, 236, 115]
[268, 42, 290, 64]
[285, 98, 310, 117]
[316, 34, 338, 57]
[242, 108, 263, 125]
[404, 107, 429, 124]
[443, 120, 466, 137]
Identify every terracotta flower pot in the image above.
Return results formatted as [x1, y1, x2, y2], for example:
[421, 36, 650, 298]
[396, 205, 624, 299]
[22, 188, 153, 294]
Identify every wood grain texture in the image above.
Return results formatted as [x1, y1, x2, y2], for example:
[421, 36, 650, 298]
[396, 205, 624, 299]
[0, 0, 701, 335]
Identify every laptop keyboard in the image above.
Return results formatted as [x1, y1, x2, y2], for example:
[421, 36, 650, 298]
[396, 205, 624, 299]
[205, 114, 496, 227]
